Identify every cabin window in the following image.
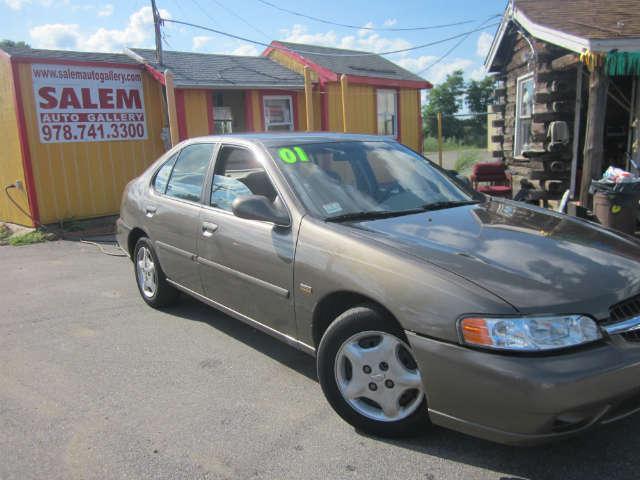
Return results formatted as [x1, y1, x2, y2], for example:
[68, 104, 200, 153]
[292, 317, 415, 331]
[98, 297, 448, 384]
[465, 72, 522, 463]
[514, 74, 534, 156]
[377, 89, 398, 137]
[263, 95, 294, 131]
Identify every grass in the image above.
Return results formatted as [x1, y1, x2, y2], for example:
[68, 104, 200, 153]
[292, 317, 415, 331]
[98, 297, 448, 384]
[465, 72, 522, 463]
[8, 230, 47, 246]
[423, 137, 484, 152]
[454, 150, 482, 175]
[0, 224, 11, 243]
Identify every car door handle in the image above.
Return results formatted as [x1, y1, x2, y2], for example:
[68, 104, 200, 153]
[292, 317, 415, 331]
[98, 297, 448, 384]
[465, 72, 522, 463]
[201, 222, 219, 237]
[145, 205, 157, 217]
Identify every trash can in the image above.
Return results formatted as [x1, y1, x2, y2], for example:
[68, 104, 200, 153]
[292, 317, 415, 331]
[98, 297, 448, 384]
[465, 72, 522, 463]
[590, 180, 640, 234]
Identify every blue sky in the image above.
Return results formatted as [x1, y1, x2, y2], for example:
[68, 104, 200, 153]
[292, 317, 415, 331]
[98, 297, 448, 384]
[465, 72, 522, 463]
[2, 0, 506, 85]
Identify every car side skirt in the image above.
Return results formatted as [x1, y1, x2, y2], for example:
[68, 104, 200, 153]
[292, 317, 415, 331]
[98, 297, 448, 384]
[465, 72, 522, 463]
[166, 279, 316, 356]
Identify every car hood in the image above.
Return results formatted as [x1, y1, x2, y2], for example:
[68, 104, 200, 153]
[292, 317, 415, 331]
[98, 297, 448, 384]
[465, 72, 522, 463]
[350, 199, 640, 318]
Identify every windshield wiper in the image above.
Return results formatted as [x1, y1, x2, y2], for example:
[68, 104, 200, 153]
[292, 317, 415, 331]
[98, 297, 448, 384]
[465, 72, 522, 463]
[420, 200, 479, 212]
[325, 208, 425, 222]
[325, 201, 479, 222]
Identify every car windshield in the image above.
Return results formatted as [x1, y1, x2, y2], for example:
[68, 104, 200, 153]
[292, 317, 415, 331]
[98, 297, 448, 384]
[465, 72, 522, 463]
[267, 140, 474, 220]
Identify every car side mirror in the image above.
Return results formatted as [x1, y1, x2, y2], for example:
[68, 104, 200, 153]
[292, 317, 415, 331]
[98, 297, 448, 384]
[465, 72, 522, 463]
[446, 169, 472, 189]
[232, 195, 291, 227]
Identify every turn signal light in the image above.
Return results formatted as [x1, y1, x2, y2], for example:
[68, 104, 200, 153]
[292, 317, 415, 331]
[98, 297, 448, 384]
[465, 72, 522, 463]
[460, 317, 492, 346]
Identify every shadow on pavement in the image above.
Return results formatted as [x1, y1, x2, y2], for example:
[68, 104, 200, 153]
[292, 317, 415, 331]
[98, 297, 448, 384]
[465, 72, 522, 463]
[165, 295, 640, 480]
[166, 295, 317, 382]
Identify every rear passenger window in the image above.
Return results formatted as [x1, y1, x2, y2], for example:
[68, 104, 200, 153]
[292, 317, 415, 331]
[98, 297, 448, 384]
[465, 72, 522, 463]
[166, 143, 214, 202]
[210, 146, 277, 211]
[153, 153, 178, 193]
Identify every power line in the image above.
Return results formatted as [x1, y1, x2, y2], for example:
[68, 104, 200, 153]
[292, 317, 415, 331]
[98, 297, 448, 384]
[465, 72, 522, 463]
[209, 0, 272, 39]
[189, 0, 224, 28]
[255, 0, 480, 31]
[416, 16, 499, 75]
[162, 18, 501, 57]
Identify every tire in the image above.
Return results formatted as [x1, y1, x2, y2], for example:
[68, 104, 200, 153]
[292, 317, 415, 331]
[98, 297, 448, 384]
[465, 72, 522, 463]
[133, 237, 179, 308]
[317, 306, 429, 437]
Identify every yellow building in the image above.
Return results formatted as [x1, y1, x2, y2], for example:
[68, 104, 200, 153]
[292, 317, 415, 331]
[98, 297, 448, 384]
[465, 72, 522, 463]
[0, 43, 430, 227]
[264, 41, 431, 152]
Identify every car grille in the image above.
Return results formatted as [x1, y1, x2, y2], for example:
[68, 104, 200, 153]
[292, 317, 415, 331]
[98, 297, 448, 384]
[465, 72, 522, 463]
[608, 294, 640, 342]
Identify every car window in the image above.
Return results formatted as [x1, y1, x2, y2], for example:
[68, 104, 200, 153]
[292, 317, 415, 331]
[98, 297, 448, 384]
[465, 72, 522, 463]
[152, 153, 178, 194]
[165, 143, 214, 202]
[210, 146, 277, 212]
[267, 141, 471, 218]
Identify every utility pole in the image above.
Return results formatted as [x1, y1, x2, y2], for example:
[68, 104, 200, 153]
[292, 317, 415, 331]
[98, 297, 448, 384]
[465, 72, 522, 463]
[151, 0, 163, 65]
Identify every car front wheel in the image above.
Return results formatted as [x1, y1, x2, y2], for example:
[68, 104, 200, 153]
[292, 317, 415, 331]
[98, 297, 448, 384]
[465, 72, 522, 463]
[317, 306, 429, 437]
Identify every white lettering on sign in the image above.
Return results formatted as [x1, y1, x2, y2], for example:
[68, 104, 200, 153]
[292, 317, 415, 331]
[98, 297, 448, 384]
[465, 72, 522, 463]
[31, 63, 148, 143]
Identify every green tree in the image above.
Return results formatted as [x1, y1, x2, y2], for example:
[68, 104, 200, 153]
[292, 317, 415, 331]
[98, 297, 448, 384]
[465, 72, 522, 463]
[0, 39, 31, 49]
[464, 76, 494, 146]
[466, 76, 495, 114]
[422, 71, 495, 147]
[422, 70, 465, 139]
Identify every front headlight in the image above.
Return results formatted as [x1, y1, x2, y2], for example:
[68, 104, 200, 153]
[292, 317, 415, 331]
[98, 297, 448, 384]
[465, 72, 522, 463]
[459, 315, 602, 351]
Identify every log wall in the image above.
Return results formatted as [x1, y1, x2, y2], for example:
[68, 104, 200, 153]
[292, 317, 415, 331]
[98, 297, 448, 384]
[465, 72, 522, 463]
[491, 33, 581, 199]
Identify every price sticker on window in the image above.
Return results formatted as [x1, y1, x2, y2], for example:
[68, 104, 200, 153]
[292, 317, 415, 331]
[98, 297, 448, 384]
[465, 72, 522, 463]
[278, 147, 309, 164]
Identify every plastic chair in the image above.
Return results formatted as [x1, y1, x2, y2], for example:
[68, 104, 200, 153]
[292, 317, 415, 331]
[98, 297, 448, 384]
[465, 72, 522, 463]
[470, 162, 513, 198]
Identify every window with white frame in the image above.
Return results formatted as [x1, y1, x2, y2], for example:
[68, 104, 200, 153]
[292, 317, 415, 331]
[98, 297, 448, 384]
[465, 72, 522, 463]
[514, 74, 534, 156]
[263, 95, 294, 131]
[377, 89, 398, 137]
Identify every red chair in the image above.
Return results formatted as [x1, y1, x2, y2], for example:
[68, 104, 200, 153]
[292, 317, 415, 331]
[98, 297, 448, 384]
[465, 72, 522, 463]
[470, 162, 513, 198]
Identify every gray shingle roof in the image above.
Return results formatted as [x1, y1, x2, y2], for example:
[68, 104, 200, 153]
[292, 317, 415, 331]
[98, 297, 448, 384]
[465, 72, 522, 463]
[516, 0, 640, 40]
[129, 48, 304, 89]
[273, 41, 428, 84]
[0, 46, 139, 64]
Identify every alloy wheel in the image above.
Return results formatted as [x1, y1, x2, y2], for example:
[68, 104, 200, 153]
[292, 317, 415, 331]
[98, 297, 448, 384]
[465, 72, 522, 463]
[136, 246, 158, 298]
[334, 331, 424, 422]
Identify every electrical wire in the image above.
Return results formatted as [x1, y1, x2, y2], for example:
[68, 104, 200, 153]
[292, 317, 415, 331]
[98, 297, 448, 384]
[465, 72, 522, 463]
[162, 18, 501, 57]
[416, 15, 500, 75]
[3, 184, 127, 257]
[255, 0, 480, 31]
[209, 0, 271, 39]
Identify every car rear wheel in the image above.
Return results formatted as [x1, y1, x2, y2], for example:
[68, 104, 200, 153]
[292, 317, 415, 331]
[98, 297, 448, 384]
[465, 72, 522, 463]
[133, 237, 179, 308]
[317, 306, 429, 437]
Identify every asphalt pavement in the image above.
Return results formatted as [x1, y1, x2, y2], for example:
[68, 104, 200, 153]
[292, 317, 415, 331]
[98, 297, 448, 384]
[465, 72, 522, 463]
[2, 240, 639, 480]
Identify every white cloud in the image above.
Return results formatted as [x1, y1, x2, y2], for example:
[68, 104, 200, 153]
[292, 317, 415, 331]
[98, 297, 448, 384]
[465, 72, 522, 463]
[469, 66, 486, 80]
[83, 6, 170, 52]
[97, 4, 114, 17]
[5, 0, 30, 10]
[280, 23, 411, 54]
[476, 31, 493, 58]
[231, 44, 259, 56]
[396, 55, 475, 84]
[383, 18, 397, 27]
[192, 35, 213, 50]
[29, 6, 171, 52]
[29, 23, 82, 49]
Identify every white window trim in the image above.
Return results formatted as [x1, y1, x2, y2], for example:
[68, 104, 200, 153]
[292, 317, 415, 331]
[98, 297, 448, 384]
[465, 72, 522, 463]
[376, 88, 398, 138]
[514, 73, 534, 157]
[263, 95, 294, 131]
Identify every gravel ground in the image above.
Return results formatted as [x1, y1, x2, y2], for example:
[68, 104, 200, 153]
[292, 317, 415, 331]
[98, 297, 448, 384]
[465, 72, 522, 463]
[1, 240, 639, 480]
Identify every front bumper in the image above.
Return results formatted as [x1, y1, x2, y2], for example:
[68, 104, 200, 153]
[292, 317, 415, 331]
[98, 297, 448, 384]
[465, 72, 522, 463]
[407, 331, 640, 446]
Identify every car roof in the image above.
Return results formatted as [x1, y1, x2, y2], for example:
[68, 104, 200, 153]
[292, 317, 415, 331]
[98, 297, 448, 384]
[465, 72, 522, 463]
[185, 132, 395, 148]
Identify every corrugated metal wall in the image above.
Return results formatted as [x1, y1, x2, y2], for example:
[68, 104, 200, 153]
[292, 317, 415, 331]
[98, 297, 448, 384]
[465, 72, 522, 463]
[16, 63, 166, 224]
[0, 57, 31, 225]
